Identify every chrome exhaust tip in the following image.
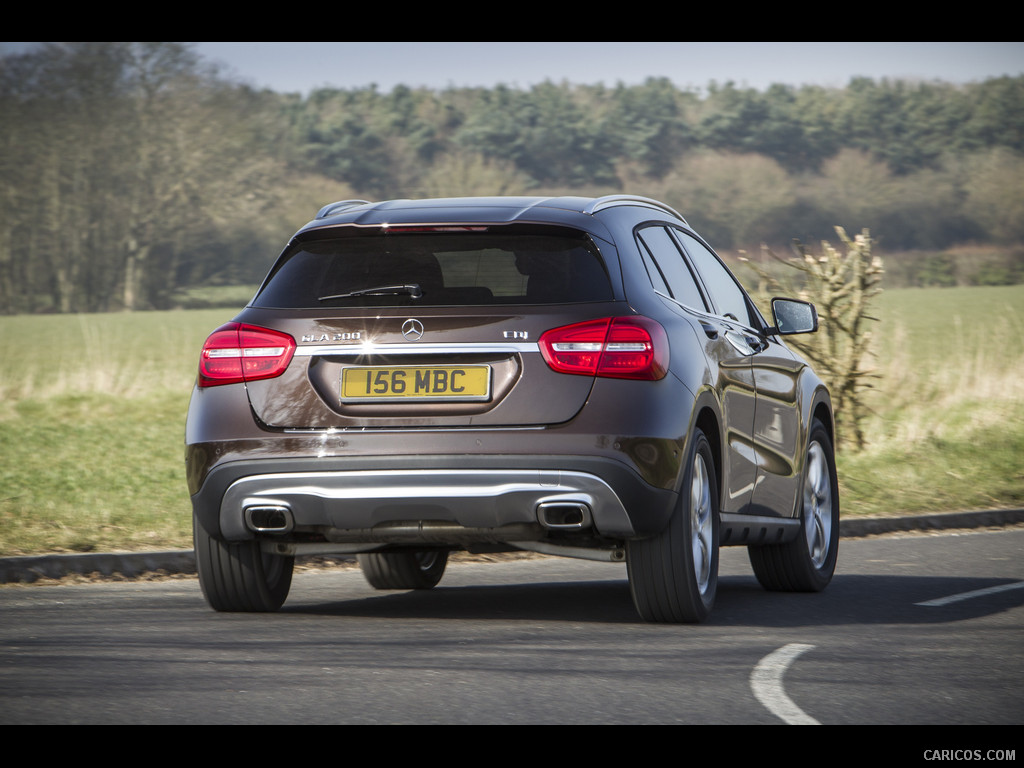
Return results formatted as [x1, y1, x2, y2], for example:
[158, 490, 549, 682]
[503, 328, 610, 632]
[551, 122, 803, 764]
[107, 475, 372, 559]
[244, 505, 294, 534]
[537, 501, 591, 529]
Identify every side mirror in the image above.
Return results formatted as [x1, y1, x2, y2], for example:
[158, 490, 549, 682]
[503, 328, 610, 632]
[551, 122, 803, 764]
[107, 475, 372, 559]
[769, 298, 818, 335]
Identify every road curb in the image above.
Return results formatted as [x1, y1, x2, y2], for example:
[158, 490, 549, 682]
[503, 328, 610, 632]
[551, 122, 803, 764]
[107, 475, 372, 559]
[2, 508, 1022, 584]
[839, 508, 1024, 538]
[0, 548, 197, 584]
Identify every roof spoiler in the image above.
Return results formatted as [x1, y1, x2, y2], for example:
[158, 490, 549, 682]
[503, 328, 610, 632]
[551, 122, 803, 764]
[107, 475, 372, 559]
[313, 195, 689, 227]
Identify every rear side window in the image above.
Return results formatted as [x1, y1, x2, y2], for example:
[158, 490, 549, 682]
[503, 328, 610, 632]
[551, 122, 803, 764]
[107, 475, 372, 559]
[636, 226, 707, 311]
[253, 230, 614, 308]
[674, 231, 758, 327]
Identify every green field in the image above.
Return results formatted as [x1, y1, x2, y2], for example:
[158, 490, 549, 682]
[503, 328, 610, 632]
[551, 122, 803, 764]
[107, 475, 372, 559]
[1, 287, 1022, 555]
[838, 285, 1024, 516]
[0, 309, 234, 555]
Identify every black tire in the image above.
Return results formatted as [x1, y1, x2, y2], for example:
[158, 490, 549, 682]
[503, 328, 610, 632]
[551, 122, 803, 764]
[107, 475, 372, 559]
[193, 518, 294, 612]
[748, 419, 839, 592]
[627, 429, 719, 623]
[358, 550, 448, 590]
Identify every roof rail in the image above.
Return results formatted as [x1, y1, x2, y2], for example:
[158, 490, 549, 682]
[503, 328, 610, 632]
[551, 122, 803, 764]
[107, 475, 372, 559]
[316, 199, 374, 219]
[584, 195, 688, 225]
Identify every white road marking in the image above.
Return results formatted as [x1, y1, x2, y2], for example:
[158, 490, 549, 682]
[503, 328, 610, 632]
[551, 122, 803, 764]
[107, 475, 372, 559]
[915, 580, 1024, 607]
[751, 643, 819, 725]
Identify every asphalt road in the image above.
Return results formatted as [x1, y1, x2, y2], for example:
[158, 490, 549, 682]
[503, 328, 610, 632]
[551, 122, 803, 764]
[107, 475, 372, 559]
[1, 526, 1022, 726]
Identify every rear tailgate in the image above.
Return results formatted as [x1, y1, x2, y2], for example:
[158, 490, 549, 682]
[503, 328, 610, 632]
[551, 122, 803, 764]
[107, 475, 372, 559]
[238, 224, 624, 430]
[241, 308, 623, 429]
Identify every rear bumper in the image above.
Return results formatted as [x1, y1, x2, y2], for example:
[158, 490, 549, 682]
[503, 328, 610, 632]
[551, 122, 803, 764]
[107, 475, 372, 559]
[190, 453, 679, 546]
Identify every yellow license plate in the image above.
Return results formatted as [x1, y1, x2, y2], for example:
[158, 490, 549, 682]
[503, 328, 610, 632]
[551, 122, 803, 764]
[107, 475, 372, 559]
[341, 365, 491, 402]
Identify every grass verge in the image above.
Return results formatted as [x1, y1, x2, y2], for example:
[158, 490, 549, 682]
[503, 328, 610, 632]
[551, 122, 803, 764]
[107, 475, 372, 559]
[837, 285, 1024, 515]
[0, 310, 229, 555]
[1, 393, 193, 554]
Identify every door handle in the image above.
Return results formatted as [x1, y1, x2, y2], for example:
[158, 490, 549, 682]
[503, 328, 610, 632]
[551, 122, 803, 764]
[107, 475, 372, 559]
[724, 330, 757, 356]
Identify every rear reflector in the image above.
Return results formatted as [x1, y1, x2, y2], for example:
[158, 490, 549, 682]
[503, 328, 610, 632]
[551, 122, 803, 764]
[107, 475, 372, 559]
[198, 323, 296, 387]
[539, 317, 668, 380]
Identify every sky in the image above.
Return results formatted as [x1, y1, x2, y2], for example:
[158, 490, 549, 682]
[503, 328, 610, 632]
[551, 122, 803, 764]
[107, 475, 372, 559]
[2, 42, 1023, 94]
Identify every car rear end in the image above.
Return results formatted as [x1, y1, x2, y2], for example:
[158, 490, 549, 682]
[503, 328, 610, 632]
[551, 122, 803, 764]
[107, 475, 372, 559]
[186, 198, 687, 572]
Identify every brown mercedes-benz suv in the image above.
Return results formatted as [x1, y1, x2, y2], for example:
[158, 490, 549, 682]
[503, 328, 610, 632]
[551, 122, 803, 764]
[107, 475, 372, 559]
[185, 195, 838, 622]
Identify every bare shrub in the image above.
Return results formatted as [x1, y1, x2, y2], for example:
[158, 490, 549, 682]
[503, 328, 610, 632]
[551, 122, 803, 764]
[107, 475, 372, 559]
[745, 227, 883, 450]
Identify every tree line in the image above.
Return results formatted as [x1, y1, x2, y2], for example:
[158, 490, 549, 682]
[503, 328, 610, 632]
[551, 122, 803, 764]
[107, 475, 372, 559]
[2, 42, 1023, 314]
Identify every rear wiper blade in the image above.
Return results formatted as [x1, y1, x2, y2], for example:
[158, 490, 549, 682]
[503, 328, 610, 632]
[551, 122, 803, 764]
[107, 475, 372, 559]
[319, 283, 423, 301]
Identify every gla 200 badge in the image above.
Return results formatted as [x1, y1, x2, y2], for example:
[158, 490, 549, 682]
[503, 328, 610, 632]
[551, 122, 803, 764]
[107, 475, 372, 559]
[301, 331, 362, 343]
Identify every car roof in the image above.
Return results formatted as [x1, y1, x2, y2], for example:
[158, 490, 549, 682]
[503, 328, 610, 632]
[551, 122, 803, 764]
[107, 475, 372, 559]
[295, 195, 689, 239]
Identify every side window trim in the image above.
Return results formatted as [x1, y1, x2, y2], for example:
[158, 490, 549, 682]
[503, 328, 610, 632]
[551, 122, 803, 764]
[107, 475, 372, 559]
[668, 227, 768, 333]
[635, 232, 672, 299]
[664, 227, 717, 315]
[634, 224, 709, 313]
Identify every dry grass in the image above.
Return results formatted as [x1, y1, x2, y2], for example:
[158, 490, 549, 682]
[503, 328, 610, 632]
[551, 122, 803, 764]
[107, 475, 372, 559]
[864, 286, 1024, 444]
[834, 285, 1024, 516]
[0, 309, 233, 407]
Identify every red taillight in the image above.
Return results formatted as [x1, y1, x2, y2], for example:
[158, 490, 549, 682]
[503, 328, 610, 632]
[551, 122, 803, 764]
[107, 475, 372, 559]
[198, 323, 296, 388]
[539, 317, 668, 380]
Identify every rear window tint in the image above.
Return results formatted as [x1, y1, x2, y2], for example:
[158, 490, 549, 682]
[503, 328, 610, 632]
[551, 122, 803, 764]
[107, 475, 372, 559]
[252, 231, 614, 308]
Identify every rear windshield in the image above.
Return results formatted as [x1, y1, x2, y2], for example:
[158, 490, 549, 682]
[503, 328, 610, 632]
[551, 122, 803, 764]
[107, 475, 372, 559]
[252, 229, 614, 308]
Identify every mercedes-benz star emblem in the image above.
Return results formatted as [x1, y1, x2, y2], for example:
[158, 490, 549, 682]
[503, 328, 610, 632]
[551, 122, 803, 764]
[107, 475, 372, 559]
[401, 318, 424, 341]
